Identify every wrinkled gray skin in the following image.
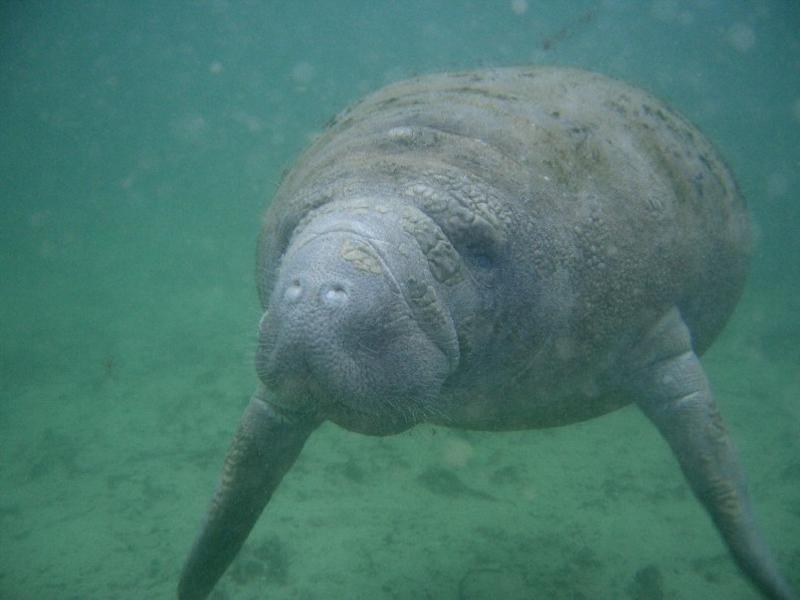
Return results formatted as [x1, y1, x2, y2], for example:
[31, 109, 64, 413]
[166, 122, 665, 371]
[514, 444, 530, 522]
[178, 67, 796, 599]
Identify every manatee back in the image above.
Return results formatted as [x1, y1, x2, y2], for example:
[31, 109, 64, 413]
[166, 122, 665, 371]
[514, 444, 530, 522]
[258, 67, 750, 364]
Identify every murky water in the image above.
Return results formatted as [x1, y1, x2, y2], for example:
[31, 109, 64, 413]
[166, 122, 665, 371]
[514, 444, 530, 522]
[1, 2, 798, 598]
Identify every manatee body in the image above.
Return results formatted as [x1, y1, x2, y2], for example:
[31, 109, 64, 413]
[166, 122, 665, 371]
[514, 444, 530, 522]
[178, 67, 795, 599]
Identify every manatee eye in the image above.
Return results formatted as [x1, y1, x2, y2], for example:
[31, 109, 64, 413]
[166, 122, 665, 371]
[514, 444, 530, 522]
[458, 235, 500, 271]
[456, 243, 499, 289]
[447, 208, 505, 273]
[455, 231, 503, 287]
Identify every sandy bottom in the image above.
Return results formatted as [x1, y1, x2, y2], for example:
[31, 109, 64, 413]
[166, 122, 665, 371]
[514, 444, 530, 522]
[1, 284, 798, 600]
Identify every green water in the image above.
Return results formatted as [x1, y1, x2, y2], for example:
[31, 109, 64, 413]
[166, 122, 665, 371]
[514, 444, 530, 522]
[1, 2, 798, 599]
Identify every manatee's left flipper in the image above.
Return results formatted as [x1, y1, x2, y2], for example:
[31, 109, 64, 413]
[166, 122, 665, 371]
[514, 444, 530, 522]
[625, 308, 795, 600]
[178, 391, 318, 600]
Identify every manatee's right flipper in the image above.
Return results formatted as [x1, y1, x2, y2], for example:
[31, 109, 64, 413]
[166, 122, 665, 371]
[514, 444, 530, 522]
[178, 391, 318, 600]
[625, 308, 796, 600]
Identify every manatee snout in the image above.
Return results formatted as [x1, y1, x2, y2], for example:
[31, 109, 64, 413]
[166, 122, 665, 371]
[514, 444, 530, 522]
[255, 204, 459, 431]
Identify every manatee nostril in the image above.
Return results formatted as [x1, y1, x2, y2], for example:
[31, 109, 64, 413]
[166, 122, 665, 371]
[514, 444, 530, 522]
[284, 279, 303, 302]
[321, 283, 348, 306]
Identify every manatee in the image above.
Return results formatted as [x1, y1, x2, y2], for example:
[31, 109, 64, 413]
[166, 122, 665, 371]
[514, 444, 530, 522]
[178, 67, 796, 599]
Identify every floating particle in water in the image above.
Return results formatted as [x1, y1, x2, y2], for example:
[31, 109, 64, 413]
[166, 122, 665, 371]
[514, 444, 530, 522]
[170, 112, 207, 143]
[510, 0, 528, 16]
[727, 23, 756, 53]
[209, 60, 223, 75]
[291, 61, 316, 85]
[650, 1, 694, 26]
[441, 438, 475, 468]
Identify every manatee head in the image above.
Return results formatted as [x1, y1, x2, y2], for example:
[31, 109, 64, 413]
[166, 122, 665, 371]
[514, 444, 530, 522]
[256, 198, 463, 434]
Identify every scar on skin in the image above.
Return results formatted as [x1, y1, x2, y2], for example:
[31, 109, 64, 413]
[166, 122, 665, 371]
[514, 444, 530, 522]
[340, 238, 382, 274]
